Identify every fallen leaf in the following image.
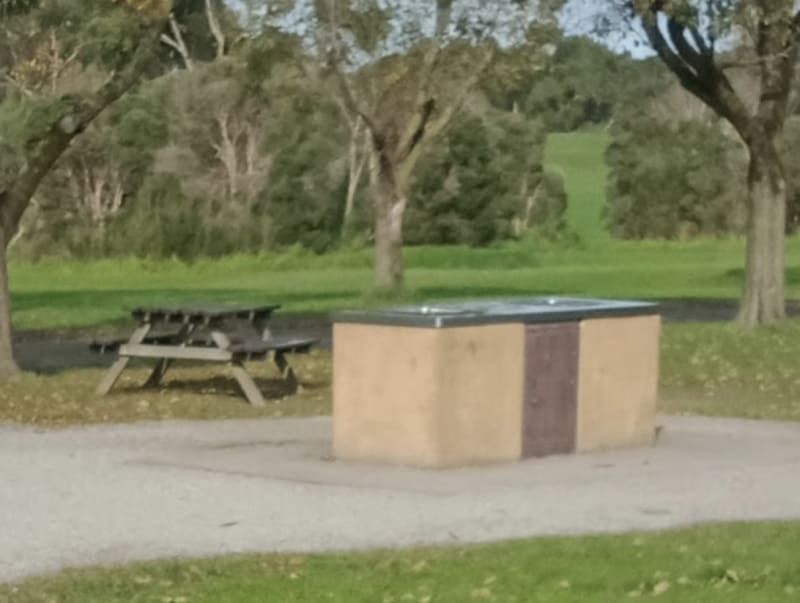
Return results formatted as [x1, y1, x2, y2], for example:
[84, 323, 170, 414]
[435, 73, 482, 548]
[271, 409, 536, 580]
[470, 587, 493, 599]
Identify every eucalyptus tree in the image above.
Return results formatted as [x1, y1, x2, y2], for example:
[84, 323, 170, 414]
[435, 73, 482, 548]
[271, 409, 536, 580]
[601, 0, 800, 325]
[317, 0, 562, 291]
[0, 0, 172, 374]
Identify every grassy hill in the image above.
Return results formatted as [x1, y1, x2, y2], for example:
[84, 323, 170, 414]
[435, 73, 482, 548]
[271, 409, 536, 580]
[545, 130, 611, 244]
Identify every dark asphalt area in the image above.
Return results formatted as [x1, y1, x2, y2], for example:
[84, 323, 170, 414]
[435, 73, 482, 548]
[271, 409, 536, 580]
[11, 299, 800, 374]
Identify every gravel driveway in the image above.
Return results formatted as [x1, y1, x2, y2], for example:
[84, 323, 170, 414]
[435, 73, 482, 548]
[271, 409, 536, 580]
[2, 415, 800, 583]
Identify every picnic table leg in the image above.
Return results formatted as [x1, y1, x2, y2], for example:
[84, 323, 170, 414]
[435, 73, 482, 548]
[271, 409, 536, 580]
[96, 324, 151, 395]
[274, 351, 299, 392]
[209, 329, 266, 407]
[143, 324, 195, 388]
[230, 362, 266, 407]
[144, 359, 173, 388]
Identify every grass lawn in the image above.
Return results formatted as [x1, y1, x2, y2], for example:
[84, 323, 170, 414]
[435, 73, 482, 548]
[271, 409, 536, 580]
[3, 521, 800, 601]
[660, 320, 800, 421]
[9, 237, 800, 331]
[0, 352, 332, 427]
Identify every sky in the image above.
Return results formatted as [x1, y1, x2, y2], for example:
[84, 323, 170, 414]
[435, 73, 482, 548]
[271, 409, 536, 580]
[559, 0, 652, 58]
[225, 0, 654, 58]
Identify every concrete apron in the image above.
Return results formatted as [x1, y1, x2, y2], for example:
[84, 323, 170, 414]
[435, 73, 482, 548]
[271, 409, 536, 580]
[2, 415, 800, 583]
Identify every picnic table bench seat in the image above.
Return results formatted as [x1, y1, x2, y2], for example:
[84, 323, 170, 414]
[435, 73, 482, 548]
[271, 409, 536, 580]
[90, 335, 316, 359]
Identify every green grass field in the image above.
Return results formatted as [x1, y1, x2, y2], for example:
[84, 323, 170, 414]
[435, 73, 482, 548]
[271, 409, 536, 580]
[545, 130, 611, 243]
[10, 239, 800, 330]
[5, 522, 800, 602]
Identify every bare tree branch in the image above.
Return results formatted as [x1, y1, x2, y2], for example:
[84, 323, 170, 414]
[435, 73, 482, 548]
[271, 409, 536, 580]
[160, 13, 193, 70]
[397, 44, 495, 176]
[322, 0, 379, 132]
[1, 71, 34, 97]
[205, 0, 226, 60]
[327, 42, 379, 133]
[641, 13, 724, 115]
[665, 18, 714, 80]
[424, 44, 496, 141]
[754, 4, 799, 138]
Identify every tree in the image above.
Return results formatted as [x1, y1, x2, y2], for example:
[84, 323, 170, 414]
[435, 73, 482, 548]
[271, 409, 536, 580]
[159, 0, 235, 69]
[21, 89, 170, 257]
[0, 0, 171, 374]
[157, 58, 271, 211]
[604, 0, 800, 325]
[406, 114, 509, 246]
[488, 32, 655, 131]
[319, 0, 559, 291]
[606, 114, 747, 239]
[405, 108, 567, 245]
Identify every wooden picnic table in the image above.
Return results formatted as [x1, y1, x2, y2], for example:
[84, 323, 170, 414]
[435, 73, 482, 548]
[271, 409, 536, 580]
[94, 304, 316, 406]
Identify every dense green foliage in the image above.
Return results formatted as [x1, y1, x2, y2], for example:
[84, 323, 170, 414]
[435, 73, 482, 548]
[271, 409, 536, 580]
[606, 116, 745, 239]
[3, 35, 566, 259]
[3, 0, 799, 254]
[406, 113, 566, 246]
[489, 35, 665, 132]
[605, 69, 800, 241]
[607, 111, 800, 240]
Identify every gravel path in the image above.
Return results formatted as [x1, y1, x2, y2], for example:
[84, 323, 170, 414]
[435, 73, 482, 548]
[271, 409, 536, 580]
[2, 415, 800, 583]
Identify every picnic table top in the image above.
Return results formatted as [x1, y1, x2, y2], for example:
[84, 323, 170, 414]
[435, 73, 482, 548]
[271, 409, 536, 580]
[131, 304, 281, 323]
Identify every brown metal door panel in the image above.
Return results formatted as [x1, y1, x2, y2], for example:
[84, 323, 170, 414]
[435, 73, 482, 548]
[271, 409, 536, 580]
[522, 323, 580, 458]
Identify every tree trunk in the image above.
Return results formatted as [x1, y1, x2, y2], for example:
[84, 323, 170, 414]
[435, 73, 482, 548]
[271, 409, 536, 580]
[206, 0, 226, 60]
[737, 150, 787, 326]
[214, 112, 239, 200]
[0, 225, 19, 375]
[371, 153, 406, 291]
[343, 135, 367, 238]
[161, 14, 194, 71]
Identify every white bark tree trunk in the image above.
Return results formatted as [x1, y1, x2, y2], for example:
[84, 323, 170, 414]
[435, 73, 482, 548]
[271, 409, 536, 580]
[737, 149, 787, 325]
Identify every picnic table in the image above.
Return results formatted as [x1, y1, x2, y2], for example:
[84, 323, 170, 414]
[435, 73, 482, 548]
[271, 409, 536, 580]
[93, 304, 316, 406]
